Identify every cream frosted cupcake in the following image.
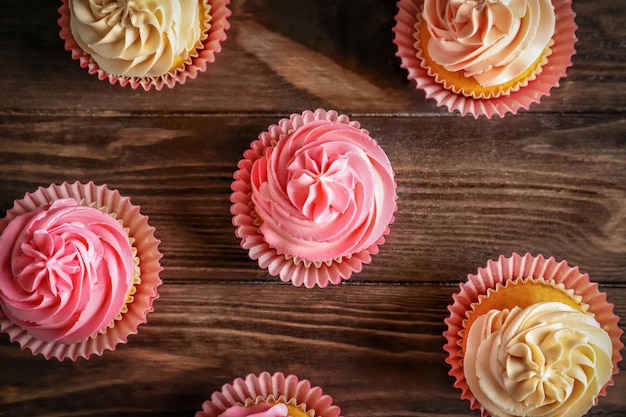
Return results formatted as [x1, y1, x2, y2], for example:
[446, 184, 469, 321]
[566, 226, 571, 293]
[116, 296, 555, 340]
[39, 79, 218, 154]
[230, 109, 397, 288]
[444, 253, 623, 417]
[195, 372, 342, 417]
[0, 181, 162, 360]
[393, 0, 578, 118]
[58, 0, 231, 90]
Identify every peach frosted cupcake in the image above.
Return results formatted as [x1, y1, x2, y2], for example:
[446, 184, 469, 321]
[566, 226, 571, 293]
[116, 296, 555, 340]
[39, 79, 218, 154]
[58, 0, 231, 90]
[0, 181, 162, 360]
[195, 372, 342, 417]
[393, 0, 578, 118]
[444, 253, 623, 417]
[230, 109, 397, 288]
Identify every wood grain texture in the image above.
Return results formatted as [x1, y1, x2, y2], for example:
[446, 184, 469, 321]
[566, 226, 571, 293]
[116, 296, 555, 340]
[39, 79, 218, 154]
[0, 284, 625, 417]
[0, 0, 625, 416]
[1, 114, 625, 283]
[2, 0, 626, 114]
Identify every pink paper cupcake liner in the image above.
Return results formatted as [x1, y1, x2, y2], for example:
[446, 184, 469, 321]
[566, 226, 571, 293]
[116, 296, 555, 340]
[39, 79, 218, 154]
[393, 0, 578, 118]
[58, 0, 231, 91]
[0, 181, 163, 360]
[195, 371, 342, 417]
[230, 109, 397, 288]
[443, 253, 623, 415]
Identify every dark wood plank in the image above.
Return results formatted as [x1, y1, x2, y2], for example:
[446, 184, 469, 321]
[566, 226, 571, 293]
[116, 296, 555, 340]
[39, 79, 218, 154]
[1, 0, 625, 114]
[0, 283, 624, 416]
[1, 114, 625, 284]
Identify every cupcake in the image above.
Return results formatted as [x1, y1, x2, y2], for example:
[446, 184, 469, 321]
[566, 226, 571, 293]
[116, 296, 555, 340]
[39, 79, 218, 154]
[58, 0, 231, 90]
[230, 109, 397, 288]
[444, 253, 623, 417]
[195, 372, 342, 417]
[0, 181, 162, 360]
[393, 0, 578, 118]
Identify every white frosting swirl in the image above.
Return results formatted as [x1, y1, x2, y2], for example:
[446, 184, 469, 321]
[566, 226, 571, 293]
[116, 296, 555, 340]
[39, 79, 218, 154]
[68, 0, 206, 77]
[422, 0, 555, 86]
[464, 302, 613, 417]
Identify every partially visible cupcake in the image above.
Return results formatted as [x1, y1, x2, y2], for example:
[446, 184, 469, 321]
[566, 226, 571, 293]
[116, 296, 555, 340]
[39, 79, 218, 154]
[444, 253, 623, 417]
[0, 181, 162, 360]
[393, 0, 578, 118]
[230, 109, 397, 288]
[58, 0, 231, 90]
[195, 372, 342, 417]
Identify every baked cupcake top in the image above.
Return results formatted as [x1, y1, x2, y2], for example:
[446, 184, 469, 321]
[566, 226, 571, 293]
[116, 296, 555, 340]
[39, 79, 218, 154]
[232, 110, 397, 287]
[421, 0, 555, 89]
[0, 198, 137, 345]
[394, 0, 577, 116]
[444, 254, 623, 417]
[250, 117, 396, 264]
[68, 0, 210, 77]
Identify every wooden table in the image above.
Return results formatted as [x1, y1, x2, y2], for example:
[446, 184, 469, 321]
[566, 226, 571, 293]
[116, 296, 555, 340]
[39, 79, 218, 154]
[1, 1, 625, 416]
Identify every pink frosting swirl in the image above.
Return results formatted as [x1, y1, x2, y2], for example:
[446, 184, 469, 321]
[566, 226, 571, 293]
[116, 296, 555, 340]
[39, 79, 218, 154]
[422, 0, 555, 86]
[250, 120, 396, 263]
[218, 404, 289, 417]
[0, 199, 134, 344]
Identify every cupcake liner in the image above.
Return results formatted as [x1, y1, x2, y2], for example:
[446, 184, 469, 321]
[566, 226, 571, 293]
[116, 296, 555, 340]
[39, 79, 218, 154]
[58, 0, 231, 91]
[230, 109, 397, 288]
[443, 253, 623, 415]
[393, 0, 578, 118]
[195, 371, 342, 417]
[0, 181, 163, 360]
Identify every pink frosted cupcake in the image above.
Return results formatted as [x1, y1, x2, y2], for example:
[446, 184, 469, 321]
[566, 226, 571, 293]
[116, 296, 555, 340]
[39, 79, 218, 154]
[58, 0, 231, 91]
[195, 372, 342, 417]
[444, 253, 623, 417]
[393, 0, 578, 118]
[0, 181, 162, 360]
[231, 109, 397, 288]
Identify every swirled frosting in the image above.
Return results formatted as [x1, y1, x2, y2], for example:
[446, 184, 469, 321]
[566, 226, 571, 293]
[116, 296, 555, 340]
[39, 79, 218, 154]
[464, 302, 613, 417]
[68, 0, 206, 77]
[422, 0, 555, 87]
[218, 403, 290, 417]
[250, 120, 396, 263]
[0, 199, 134, 345]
